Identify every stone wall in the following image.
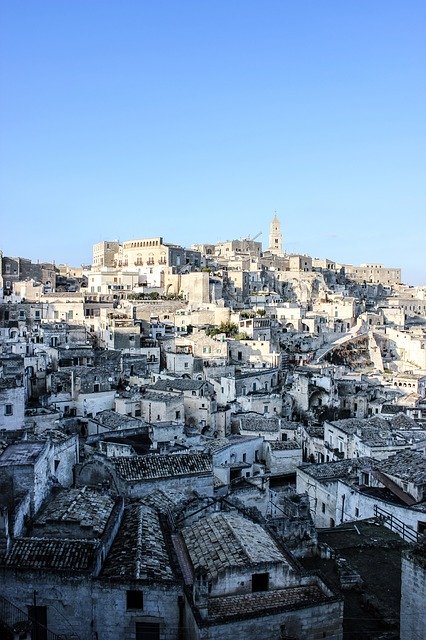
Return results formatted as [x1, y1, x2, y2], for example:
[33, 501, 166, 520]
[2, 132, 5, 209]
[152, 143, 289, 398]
[400, 547, 426, 640]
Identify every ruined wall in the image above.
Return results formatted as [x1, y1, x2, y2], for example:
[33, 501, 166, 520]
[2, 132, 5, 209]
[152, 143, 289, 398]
[400, 548, 426, 640]
[185, 597, 343, 640]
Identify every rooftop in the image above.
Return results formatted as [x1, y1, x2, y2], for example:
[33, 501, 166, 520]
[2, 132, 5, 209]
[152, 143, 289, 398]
[112, 452, 212, 481]
[270, 440, 301, 450]
[182, 512, 286, 580]
[236, 414, 281, 432]
[141, 390, 183, 405]
[0, 442, 46, 466]
[207, 585, 329, 623]
[377, 450, 426, 485]
[95, 410, 147, 430]
[3, 538, 97, 572]
[153, 379, 207, 392]
[299, 457, 374, 482]
[101, 502, 174, 582]
[33, 487, 116, 537]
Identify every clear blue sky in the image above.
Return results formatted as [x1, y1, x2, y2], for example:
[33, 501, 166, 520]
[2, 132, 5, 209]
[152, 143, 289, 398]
[1, 1, 425, 283]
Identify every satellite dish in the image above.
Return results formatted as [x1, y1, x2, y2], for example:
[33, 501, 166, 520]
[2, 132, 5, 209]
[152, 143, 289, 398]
[108, 377, 113, 382]
[65, 345, 70, 350]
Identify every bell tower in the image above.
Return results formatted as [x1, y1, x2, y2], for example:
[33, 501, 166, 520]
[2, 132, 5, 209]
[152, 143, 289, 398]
[268, 213, 283, 256]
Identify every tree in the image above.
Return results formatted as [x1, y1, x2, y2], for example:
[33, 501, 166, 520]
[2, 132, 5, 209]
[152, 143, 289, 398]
[206, 321, 239, 337]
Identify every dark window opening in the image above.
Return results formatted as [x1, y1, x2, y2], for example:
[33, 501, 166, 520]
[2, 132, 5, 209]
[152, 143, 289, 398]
[135, 622, 160, 640]
[418, 521, 426, 535]
[127, 590, 143, 610]
[252, 572, 269, 592]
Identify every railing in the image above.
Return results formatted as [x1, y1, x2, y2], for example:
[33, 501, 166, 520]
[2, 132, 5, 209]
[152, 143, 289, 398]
[0, 595, 78, 640]
[0, 595, 29, 636]
[374, 504, 422, 544]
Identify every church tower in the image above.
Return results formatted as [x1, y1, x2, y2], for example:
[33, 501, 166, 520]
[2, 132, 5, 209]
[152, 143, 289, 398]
[268, 213, 283, 255]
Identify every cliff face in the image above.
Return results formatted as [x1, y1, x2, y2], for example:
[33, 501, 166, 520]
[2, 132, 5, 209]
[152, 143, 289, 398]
[324, 335, 373, 369]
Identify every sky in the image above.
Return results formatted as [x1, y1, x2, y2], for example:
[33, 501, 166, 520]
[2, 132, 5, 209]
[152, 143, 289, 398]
[1, 1, 425, 284]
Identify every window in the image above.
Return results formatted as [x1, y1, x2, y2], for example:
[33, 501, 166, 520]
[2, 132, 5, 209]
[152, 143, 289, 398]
[126, 590, 143, 610]
[175, 411, 181, 420]
[321, 502, 326, 514]
[5, 404, 13, 416]
[355, 508, 359, 518]
[251, 572, 269, 592]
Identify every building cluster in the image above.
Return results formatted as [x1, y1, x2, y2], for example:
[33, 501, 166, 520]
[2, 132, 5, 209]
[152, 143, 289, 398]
[0, 216, 425, 640]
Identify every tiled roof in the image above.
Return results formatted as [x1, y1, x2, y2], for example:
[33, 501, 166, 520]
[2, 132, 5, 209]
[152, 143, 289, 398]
[153, 379, 205, 392]
[270, 440, 301, 450]
[26, 429, 75, 445]
[101, 503, 174, 582]
[33, 487, 116, 537]
[4, 538, 97, 572]
[141, 489, 180, 513]
[390, 413, 418, 430]
[0, 442, 46, 466]
[113, 453, 212, 481]
[142, 390, 183, 404]
[237, 414, 281, 432]
[304, 424, 325, 438]
[382, 404, 407, 415]
[377, 450, 426, 485]
[207, 585, 329, 622]
[300, 457, 374, 481]
[204, 435, 261, 455]
[182, 512, 285, 580]
[96, 410, 146, 430]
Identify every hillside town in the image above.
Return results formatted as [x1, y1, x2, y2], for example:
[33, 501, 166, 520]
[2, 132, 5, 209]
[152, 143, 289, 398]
[0, 215, 425, 640]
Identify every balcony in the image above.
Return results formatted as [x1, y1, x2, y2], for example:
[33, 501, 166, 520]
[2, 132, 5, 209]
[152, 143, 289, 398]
[324, 441, 345, 459]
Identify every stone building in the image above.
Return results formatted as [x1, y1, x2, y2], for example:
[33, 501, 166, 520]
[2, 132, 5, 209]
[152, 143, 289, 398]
[344, 263, 401, 286]
[1, 255, 57, 296]
[177, 511, 343, 639]
[153, 378, 216, 430]
[76, 451, 214, 499]
[92, 240, 121, 268]
[0, 377, 25, 430]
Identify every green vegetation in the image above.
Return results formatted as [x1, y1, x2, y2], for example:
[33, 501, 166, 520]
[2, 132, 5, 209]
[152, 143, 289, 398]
[206, 321, 239, 337]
